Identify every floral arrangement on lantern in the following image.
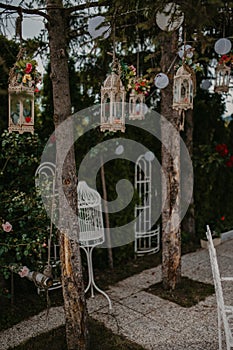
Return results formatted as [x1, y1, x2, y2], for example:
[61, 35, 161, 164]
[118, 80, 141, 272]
[218, 53, 233, 66]
[10, 58, 41, 90]
[120, 62, 151, 96]
[131, 77, 151, 96]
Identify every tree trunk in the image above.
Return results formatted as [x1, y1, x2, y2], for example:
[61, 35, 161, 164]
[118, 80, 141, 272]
[160, 31, 182, 290]
[100, 156, 114, 269]
[181, 109, 196, 243]
[46, 1, 88, 349]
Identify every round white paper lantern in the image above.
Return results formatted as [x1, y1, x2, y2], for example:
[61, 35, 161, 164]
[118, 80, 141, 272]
[88, 16, 111, 39]
[200, 79, 212, 90]
[214, 38, 232, 55]
[156, 2, 184, 32]
[178, 44, 193, 59]
[115, 145, 124, 155]
[144, 151, 155, 162]
[154, 73, 169, 89]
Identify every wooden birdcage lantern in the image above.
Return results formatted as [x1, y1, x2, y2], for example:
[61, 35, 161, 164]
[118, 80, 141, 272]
[173, 64, 194, 111]
[129, 89, 145, 120]
[8, 50, 40, 134]
[214, 63, 231, 93]
[100, 64, 126, 132]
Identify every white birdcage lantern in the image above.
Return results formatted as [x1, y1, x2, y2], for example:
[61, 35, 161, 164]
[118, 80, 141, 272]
[8, 51, 40, 134]
[173, 64, 194, 111]
[100, 66, 126, 132]
[214, 63, 231, 93]
[8, 85, 34, 134]
[129, 89, 146, 120]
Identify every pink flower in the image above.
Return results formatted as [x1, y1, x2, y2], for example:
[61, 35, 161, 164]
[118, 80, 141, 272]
[2, 222, 12, 232]
[25, 63, 32, 74]
[18, 266, 30, 278]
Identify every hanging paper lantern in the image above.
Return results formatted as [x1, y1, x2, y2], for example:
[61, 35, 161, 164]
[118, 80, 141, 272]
[178, 44, 193, 59]
[214, 38, 232, 55]
[200, 79, 212, 90]
[156, 2, 184, 32]
[100, 62, 126, 132]
[173, 64, 195, 111]
[115, 144, 124, 155]
[214, 63, 231, 93]
[88, 16, 111, 39]
[154, 73, 169, 89]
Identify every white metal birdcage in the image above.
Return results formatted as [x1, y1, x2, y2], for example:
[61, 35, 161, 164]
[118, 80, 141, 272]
[214, 63, 231, 93]
[77, 181, 105, 247]
[77, 181, 112, 308]
[100, 68, 126, 132]
[129, 89, 146, 120]
[134, 154, 160, 256]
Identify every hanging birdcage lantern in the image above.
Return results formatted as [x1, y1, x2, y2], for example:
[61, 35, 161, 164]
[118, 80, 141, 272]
[8, 50, 41, 134]
[129, 89, 145, 120]
[100, 61, 126, 132]
[214, 63, 231, 93]
[173, 64, 195, 111]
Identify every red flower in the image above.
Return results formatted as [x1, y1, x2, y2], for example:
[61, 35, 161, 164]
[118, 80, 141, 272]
[215, 144, 229, 157]
[226, 155, 233, 167]
[25, 117, 31, 123]
[25, 63, 32, 74]
[220, 216, 225, 221]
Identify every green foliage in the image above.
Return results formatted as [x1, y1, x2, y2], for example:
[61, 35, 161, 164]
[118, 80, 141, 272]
[193, 88, 233, 238]
[0, 131, 50, 279]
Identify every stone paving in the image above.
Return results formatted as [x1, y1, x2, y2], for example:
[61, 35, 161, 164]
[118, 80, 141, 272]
[1, 236, 233, 349]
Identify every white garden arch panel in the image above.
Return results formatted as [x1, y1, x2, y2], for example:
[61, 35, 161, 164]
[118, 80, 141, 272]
[134, 154, 160, 256]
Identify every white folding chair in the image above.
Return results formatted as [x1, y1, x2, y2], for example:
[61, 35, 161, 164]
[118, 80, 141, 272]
[206, 225, 233, 349]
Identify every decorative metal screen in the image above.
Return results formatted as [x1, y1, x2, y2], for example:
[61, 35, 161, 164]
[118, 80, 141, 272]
[134, 154, 160, 256]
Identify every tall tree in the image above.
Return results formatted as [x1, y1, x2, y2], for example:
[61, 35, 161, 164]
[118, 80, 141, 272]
[45, 1, 88, 348]
[0, 1, 106, 348]
[160, 30, 182, 290]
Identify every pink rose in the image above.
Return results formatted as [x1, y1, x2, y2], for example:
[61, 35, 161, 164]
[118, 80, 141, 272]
[18, 266, 30, 278]
[2, 222, 12, 232]
[25, 63, 32, 74]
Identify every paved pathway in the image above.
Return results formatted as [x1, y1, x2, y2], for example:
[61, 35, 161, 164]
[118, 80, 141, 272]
[1, 237, 233, 349]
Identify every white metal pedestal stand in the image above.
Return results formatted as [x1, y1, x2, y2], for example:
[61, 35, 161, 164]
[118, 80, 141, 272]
[81, 245, 112, 309]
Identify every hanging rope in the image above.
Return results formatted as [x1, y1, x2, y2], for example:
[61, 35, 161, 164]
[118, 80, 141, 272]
[15, 8, 23, 46]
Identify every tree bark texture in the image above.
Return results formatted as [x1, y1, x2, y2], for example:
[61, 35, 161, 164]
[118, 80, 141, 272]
[160, 31, 181, 290]
[46, 1, 88, 349]
[100, 157, 114, 269]
[181, 109, 196, 242]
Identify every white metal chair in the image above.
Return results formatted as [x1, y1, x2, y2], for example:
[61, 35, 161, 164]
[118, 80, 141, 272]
[206, 225, 233, 349]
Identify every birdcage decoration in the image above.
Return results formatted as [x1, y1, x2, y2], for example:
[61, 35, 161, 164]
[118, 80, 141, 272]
[214, 63, 231, 93]
[100, 61, 126, 133]
[129, 88, 146, 120]
[77, 181, 112, 308]
[173, 64, 195, 111]
[8, 50, 41, 134]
